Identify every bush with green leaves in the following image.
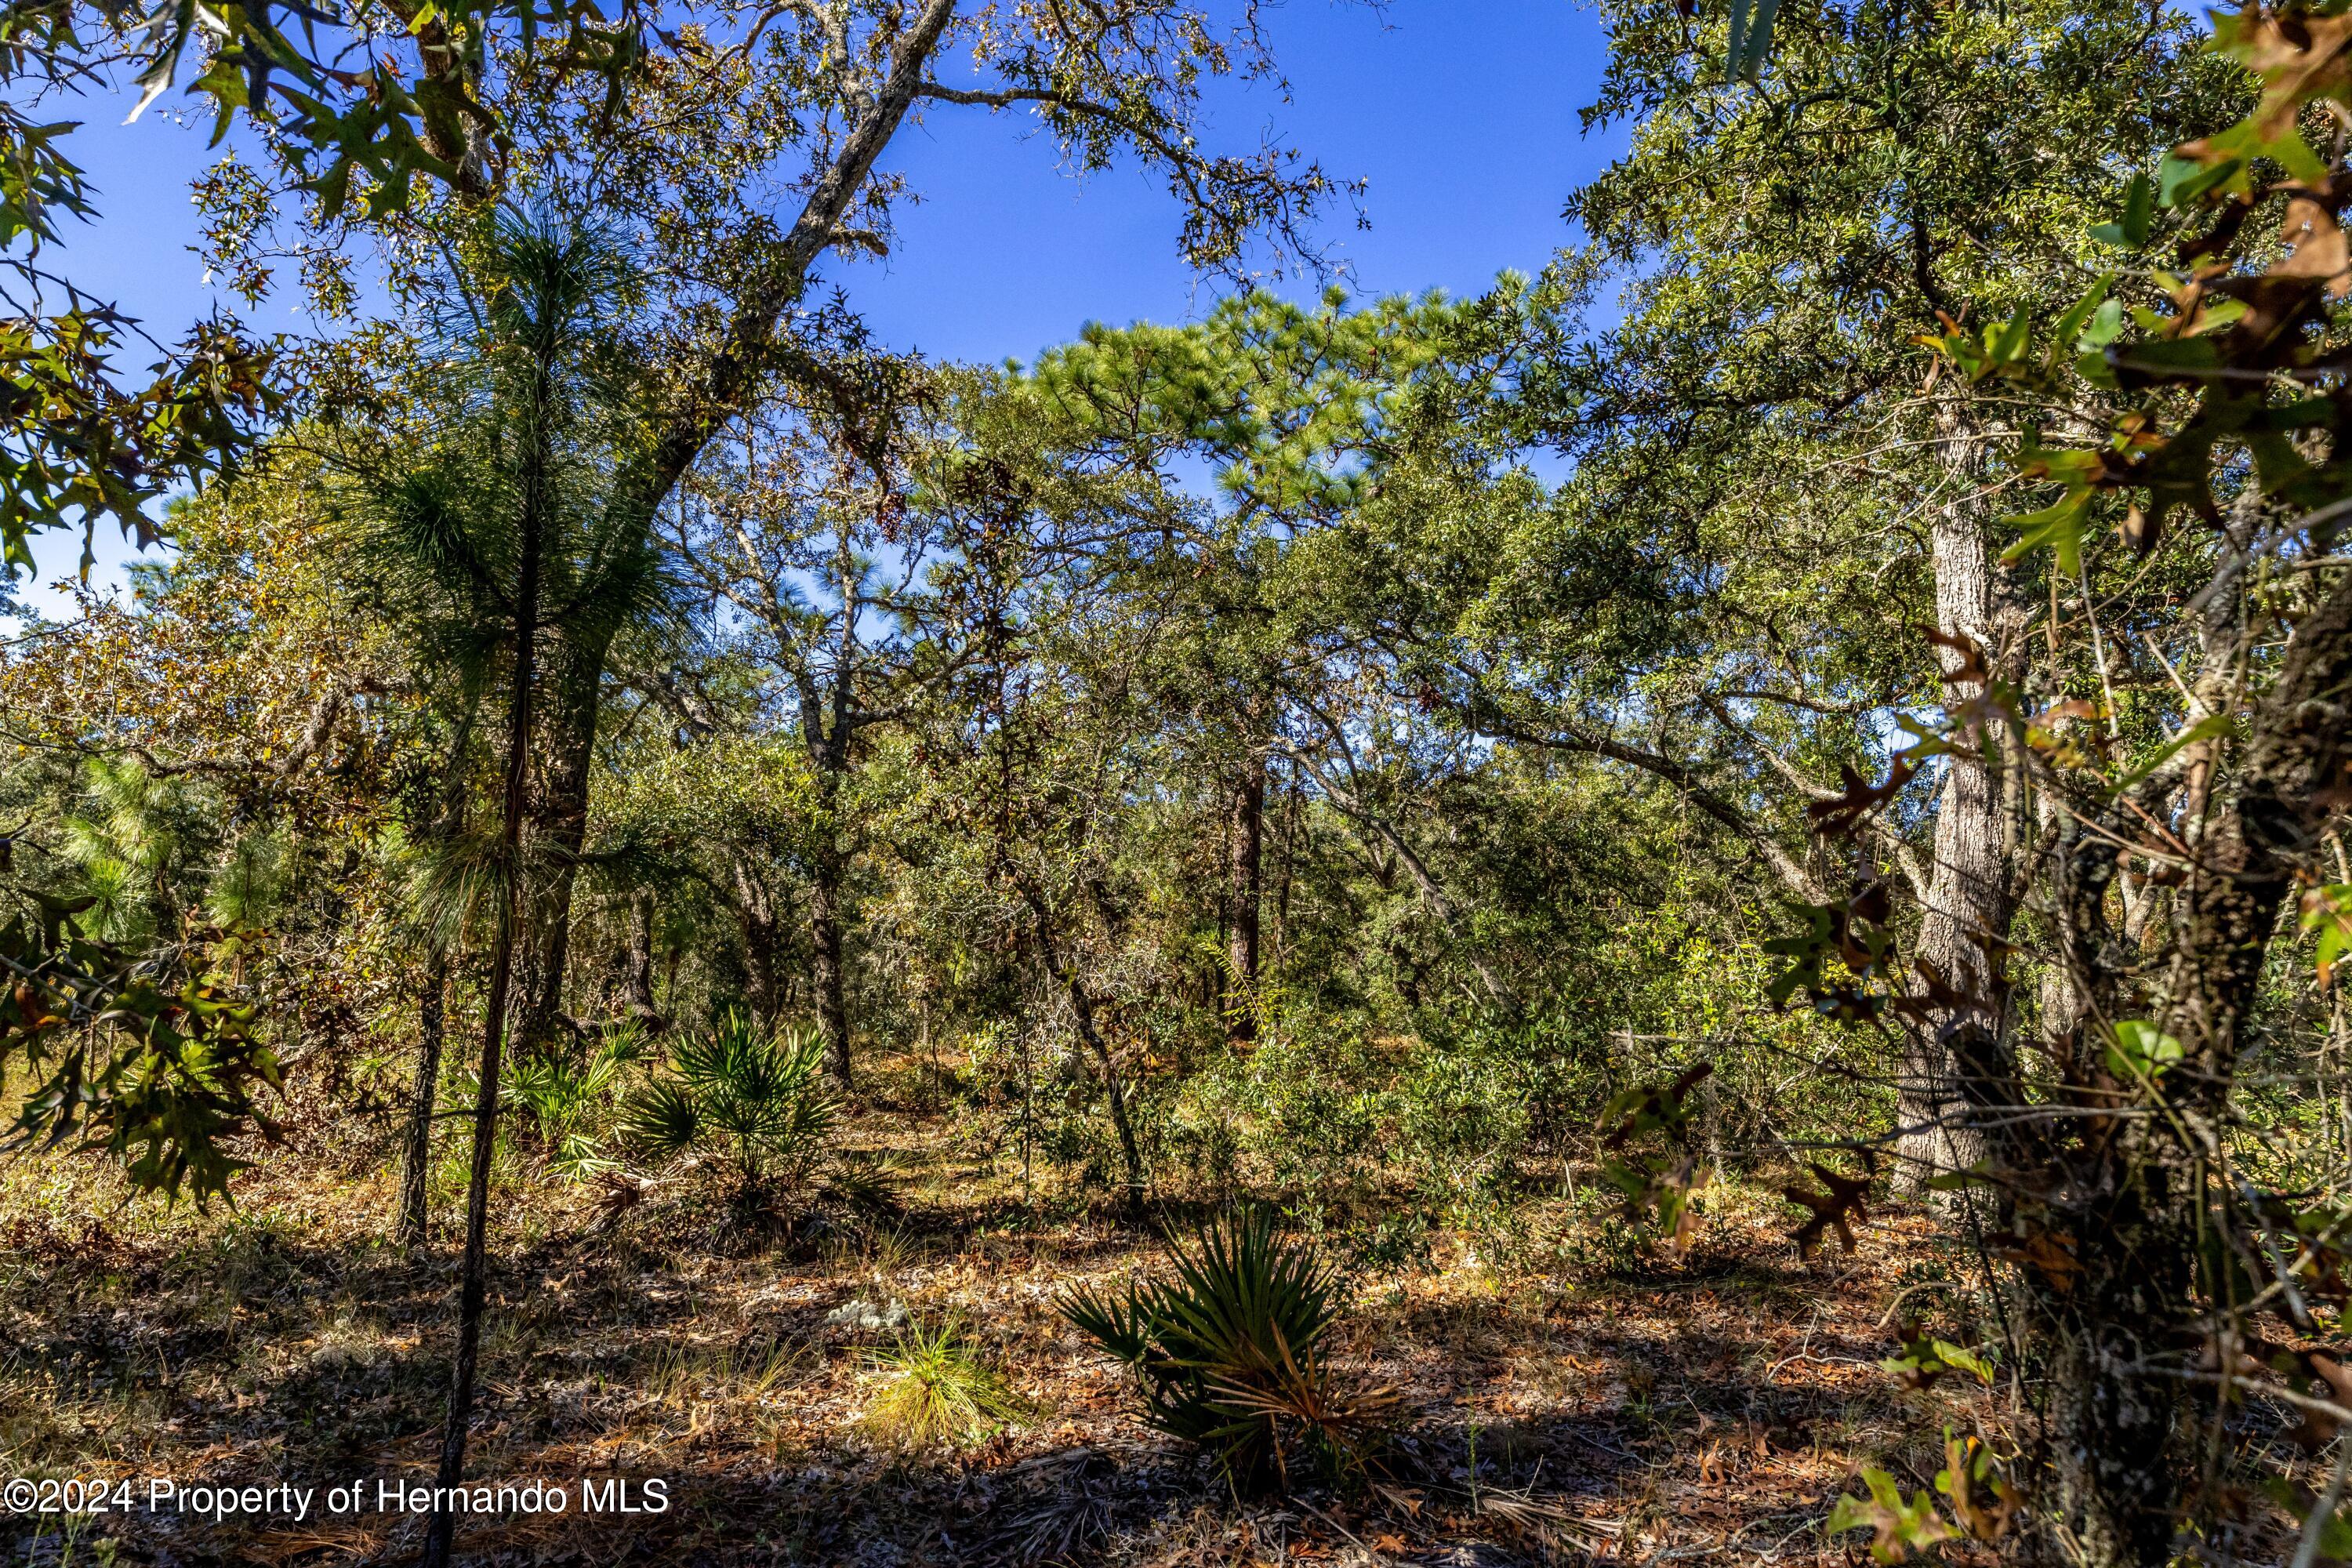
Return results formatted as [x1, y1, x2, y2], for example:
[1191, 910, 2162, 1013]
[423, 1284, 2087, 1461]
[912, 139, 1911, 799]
[619, 1014, 836, 1192]
[1185, 1027, 1392, 1198]
[1061, 1208, 1389, 1491]
[509, 1028, 644, 1180]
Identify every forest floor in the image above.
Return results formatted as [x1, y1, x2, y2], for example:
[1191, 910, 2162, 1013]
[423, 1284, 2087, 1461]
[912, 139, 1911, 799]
[0, 1057, 2082, 1567]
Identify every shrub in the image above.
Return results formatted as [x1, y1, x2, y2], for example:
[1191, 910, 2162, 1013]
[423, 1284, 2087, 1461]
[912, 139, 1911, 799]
[510, 1027, 643, 1179]
[1061, 1207, 1390, 1491]
[1396, 1029, 1536, 1202]
[862, 1319, 1026, 1451]
[1187, 1027, 1391, 1196]
[620, 1014, 836, 1192]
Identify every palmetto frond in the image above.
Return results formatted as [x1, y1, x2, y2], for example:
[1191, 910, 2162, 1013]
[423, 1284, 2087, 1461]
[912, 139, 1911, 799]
[619, 1078, 701, 1161]
[620, 1014, 836, 1189]
[1060, 1208, 1383, 1491]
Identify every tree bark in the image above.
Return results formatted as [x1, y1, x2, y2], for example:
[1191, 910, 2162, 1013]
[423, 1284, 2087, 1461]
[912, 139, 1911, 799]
[1022, 885, 1146, 1215]
[730, 855, 782, 1022]
[622, 887, 662, 1028]
[514, 641, 607, 1062]
[808, 848, 853, 1089]
[1895, 409, 2022, 1194]
[629, 0, 960, 515]
[1987, 550, 2352, 1565]
[1225, 750, 1265, 1045]
[395, 949, 448, 1248]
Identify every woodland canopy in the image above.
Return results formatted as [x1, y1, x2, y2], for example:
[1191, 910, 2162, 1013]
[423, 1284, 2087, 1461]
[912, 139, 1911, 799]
[4, 2, 2352, 1565]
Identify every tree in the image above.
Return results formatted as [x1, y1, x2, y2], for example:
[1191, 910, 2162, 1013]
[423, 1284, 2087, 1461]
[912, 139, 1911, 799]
[1580, 5, 2352, 1555]
[659, 335, 956, 1087]
[0, 454, 416, 1204]
[369, 0, 1353, 1087]
[1026, 289, 1482, 1036]
[0, 0, 648, 568]
[1878, 13, 2352, 1552]
[1475, 0, 2242, 1185]
[323, 208, 648, 1568]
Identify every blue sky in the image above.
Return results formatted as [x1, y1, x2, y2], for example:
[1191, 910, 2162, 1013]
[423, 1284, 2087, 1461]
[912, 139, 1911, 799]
[22, 0, 1627, 604]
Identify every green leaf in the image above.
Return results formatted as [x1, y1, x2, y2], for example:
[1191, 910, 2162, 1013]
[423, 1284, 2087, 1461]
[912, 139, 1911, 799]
[2002, 492, 2091, 575]
[2077, 297, 2125, 351]
[1828, 1468, 1955, 1563]
[2108, 713, 2232, 794]
[2301, 884, 2352, 987]
[1985, 308, 2031, 366]
[2052, 276, 2116, 358]
[2104, 1020, 2185, 1081]
[1930, 1340, 1996, 1384]
[2088, 174, 2154, 248]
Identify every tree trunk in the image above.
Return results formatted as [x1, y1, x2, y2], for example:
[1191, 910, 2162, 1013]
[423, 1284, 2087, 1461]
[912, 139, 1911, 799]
[421, 620, 533, 1566]
[1225, 751, 1265, 1046]
[622, 887, 662, 1028]
[2002, 541, 2352, 1564]
[808, 850, 853, 1089]
[2047, 1186, 2189, 1567]
[731, 855, 782, 1023]
[1895, 408, 2021, 1195]
[395, 949, 449, 1248]
[1272, 766, 1299, 964]
[513, 643, 605, 1063]
[1023, 887, 1145, 1215]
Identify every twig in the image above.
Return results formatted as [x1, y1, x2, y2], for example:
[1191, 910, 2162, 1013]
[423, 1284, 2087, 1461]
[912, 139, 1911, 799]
[2295, 1439, 2352, 1568]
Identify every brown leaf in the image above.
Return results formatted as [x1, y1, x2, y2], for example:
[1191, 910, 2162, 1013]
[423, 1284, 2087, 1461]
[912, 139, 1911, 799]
[1998, 1230, 2085, 1294]
[1925, 626, 1990, 688]
[1808, 758, 1919, 834]
[1784, 1163, 1872, 1258]
[2277, 195, 2352, 298]
[1943, 1433, 2020, 1543]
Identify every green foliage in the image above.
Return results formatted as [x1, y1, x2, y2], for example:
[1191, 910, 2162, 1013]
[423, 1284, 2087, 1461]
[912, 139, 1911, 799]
[1881, 1323, 1997, 1390]
[1029, 289, 1465, 518]
[1396, 1029, 1534, 1203]
[1184, 1027, 1389, 1196]
[0, 310, 278, 575]
[0, 886, 278, 1207]
[1827, 1468, 1955, 1563]
[510, 1027, 642, 1179]
[620, 1014, 836, 1191]
[1829, 1429, 2016, 1560]
[58, 758, 185, 943]
[1922, 1, 2352, 563]
[861, 1319, 1027, 1451]
[2303, 884, 2352, 989]
[1061, 1207, 1387, 1491]
[0, 2, 281, 561]
[1762, 884, 1899, 1024]
[205, 826, 289, 935]
[2103, 1019, 2184, 1083]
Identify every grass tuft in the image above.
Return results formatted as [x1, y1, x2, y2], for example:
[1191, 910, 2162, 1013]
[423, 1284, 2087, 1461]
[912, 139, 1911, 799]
[861, 1319, 1026, 1452]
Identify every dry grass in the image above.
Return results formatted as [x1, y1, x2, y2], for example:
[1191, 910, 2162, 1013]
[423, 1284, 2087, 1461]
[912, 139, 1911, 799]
[0, 1054, 2250, 1566]
[859, 1319, 1027, 1453]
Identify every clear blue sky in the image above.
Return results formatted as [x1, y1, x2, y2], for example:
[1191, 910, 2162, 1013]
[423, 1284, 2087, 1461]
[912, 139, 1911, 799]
[24, 0, 1624, 603]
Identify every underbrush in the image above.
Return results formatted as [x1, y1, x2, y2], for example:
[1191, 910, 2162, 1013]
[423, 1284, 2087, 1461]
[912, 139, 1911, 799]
[0, 1058, 2312, 1567]
[0, 1089, 2026, 1568]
